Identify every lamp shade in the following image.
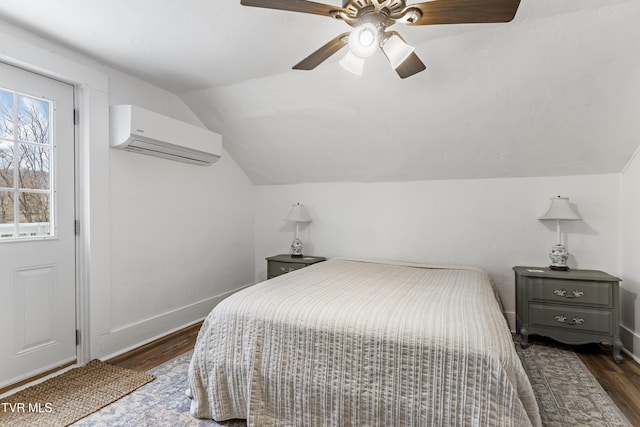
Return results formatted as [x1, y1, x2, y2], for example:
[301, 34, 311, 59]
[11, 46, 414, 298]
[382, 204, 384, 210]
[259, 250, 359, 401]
[284, 203, 311, 223]
[539, 196, 582, 221]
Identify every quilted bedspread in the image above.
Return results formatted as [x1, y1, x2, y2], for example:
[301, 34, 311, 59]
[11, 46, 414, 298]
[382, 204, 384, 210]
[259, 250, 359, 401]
[188, 259, 541, 426]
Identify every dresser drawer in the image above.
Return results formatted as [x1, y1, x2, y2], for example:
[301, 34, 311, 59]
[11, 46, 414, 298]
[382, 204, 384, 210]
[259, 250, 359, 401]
[514, 266, 622, 362]
[527, 277, 612, 307]
[529, 303, 612, 334]
[268, 261, 306, 278]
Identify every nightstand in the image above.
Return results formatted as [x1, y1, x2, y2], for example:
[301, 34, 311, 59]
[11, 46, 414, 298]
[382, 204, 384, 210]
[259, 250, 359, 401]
[266, 254, 326, 279]
[514, 266, 622, 363]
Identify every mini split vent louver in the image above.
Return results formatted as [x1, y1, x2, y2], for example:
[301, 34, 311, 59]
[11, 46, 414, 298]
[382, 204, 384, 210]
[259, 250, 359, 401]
[110, 105, 222, 166]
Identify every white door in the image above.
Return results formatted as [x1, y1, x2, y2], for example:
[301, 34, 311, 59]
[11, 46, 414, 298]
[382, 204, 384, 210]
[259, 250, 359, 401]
[0, 62, 76, 389]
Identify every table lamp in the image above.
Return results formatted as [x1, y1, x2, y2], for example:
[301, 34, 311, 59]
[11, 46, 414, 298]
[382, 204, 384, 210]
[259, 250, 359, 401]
[539, 196, 582, 270]
[284, 203, 311, 258]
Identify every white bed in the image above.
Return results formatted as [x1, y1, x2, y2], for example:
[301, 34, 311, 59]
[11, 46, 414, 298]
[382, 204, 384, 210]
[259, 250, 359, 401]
[188, 259, 540, 426]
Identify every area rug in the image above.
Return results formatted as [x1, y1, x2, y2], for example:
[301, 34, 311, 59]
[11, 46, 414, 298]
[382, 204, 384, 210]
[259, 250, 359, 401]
[514, 335, 631, 427]
[71, 337, 630, 427]
[71, 352, 239, 427]
[0, 360, 155, 427]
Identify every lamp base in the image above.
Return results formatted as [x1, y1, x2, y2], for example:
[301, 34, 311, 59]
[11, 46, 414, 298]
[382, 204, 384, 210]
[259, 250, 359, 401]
[291, 237, 304, 258]
[548, 243, 570, 271]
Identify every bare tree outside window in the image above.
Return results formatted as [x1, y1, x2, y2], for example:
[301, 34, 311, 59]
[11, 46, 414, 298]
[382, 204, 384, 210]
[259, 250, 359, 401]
[0, 88, 52, 238]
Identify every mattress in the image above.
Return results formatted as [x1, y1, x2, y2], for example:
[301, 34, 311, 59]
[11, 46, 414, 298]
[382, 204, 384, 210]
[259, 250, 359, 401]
[188, 258, 540, 426]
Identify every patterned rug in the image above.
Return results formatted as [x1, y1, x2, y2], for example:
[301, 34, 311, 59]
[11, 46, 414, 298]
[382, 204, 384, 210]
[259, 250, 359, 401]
[514, 336, 630, 427]
[71, 337, 631, 427]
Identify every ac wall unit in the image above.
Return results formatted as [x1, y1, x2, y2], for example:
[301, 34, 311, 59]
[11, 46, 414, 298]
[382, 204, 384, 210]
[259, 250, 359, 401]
[109, 104, 222, 166]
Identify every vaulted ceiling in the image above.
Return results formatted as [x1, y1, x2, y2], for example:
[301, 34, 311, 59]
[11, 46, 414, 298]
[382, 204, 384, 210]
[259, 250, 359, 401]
[1, 0, 638, 184]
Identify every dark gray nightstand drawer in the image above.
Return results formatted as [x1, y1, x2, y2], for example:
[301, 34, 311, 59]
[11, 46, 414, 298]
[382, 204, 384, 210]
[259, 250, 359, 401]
[529, 303, 612, 334]
[266, 254, 326, 279]
[527, 278, 613, 307]
[268, 261, 306, 278]
[514, 266, 622, 362]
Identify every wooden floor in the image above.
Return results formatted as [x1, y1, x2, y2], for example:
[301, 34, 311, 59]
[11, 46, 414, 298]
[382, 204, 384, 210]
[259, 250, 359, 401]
[576, 344, 640, 425]
[108, 323, 640, 424]
[107, 322, 202, 372]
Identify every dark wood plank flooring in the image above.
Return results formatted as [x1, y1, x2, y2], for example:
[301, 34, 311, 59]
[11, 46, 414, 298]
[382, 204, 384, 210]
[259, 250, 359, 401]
[107, 321, 202, 372]
[108, 323, 640, 423]
[576, 344, 640, 425]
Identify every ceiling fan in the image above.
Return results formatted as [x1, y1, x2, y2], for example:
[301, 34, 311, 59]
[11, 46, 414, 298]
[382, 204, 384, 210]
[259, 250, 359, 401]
[240, 0, 521, 78]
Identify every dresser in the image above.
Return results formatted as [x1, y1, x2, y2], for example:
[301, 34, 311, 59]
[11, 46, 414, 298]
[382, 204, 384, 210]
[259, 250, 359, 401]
[266, 254, 326, 279]
[514, 266, 622, 363]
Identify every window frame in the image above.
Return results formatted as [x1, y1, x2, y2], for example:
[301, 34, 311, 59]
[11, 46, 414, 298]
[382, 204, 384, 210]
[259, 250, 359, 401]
[0, 86, 57, 242]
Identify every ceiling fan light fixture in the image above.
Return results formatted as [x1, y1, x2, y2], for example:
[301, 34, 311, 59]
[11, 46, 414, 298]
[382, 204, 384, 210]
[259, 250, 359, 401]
[241, 0, 522, 80]
[382, 33, 415, 69]
[339, 50, 365, 76]
[348, 23, 379, 58]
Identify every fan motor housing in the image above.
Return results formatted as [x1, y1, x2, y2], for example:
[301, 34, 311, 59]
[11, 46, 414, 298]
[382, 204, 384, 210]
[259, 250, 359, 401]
[335, 0, 421, 28]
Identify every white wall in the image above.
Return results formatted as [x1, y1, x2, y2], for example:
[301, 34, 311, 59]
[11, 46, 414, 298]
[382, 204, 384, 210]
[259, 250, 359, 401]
[102, 70, 255, 357]
[1, 16, 634, 363]
[0, 21, 255, 360]
[255, 175, 620, 330]
[621, 148, 640, 360]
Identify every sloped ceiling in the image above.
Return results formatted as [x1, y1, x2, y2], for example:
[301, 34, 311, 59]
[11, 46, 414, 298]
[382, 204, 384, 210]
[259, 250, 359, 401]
[0, 0, 638, 184]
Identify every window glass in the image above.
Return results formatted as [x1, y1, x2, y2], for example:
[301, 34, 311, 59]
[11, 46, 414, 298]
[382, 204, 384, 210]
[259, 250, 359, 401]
[17, 95, 49, 144]
[0, 140, 13, 188]
[0, 90, 53, 240]
[18, 192, 51, 236]
[0, 191, 15, 238]
[0, 90, 13, 139]
[19, 144, 50, 190]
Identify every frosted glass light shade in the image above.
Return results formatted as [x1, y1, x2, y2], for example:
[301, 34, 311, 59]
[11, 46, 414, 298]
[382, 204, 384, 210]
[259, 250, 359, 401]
[539, 196, 582, 220]
[348, 23, 379, 59]
[382, 34, 414, 69]
[339, 50, 365, 76]
[284, 203, 311, 223]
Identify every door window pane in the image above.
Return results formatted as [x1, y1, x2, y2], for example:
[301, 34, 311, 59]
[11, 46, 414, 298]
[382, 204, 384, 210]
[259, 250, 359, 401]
[18, 192, 50, 236]
[0, 89, 14, 139]
[17, 95, 50, 144]
[19, 144, 50, 190]
[0, 191, 15, 238]
[0, 88, 53, 240]
[0, 141, 13, 188]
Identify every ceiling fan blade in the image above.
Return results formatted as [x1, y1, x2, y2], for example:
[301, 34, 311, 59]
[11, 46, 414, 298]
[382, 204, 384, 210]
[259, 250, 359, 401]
[293, 33, 349, 70]
[410, 0, 521, 25]
[394, 52, 426, 79]
[240, 0, 341, 17]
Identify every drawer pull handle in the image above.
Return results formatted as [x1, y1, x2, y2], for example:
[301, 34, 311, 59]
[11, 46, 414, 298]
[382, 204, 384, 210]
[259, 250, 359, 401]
[554, 289, 585, 299]
[554, 315, 585, 325]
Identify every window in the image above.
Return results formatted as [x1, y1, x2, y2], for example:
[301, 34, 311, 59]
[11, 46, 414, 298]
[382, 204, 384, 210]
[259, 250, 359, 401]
[0, 87, 54, 240]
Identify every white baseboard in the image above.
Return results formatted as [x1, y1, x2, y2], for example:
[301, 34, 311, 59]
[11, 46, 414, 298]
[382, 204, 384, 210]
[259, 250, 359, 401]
[620, 324, 640, 364]
[97, 283, 254, 360]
